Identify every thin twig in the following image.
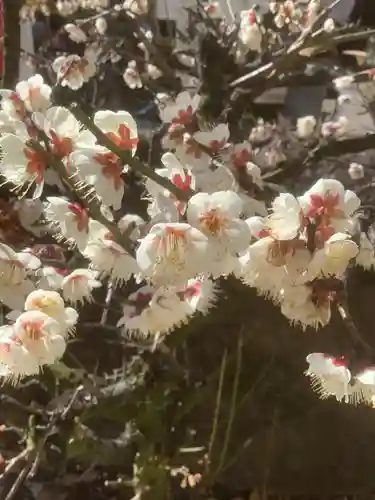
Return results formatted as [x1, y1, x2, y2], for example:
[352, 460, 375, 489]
[215, 330, 243, 476]
[3, 387, 85, 500]
[206, 348, 227, 474]
[101, 280, 114, 325]
[336, 292, 372, 356]
[69, 105, 193, 202]
[28, 139, 135, 257]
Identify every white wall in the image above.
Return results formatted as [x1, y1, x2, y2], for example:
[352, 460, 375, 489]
[156, 0, 355, 33]
[19, 18, 34, 81]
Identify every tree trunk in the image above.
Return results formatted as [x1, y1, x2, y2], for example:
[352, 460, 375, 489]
[3, 0, 22, 88]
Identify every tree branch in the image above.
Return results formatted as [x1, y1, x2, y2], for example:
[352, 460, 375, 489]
[69, 104, 193, 202]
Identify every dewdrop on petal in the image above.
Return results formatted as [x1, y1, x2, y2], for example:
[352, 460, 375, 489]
[348, 162, 364, 180]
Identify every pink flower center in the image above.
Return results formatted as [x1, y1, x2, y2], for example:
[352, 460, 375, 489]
[231, 148, 251, 169]
[307, 191, 341, 220]
[172, 105, 193, 126]
[21, 320, 44, 341]
[55, 268, 69, 276]
[50, 130, 74, 158]
[68, 275, 85, 283]
[23, 148, 47, 184]
[28, 87, 41, 106]
[62, 57, 88, 79]
[68, 202, 89, 233]
[106, 124, 139, 151]
[172, 173, 192, 192]
[205, 4, 217, 14]
[199, 209, 227, 234]
[10, 93, 26, 119]
[184, 282, 201, 299]
[331, 356, 347, 368]
[94, 151, 124, 190]
[209, 138, 226, 154]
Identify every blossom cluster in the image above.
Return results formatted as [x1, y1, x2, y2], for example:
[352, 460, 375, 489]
[0, 0, 374, 408]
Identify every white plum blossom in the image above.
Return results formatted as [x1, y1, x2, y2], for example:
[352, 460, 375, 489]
[52, 53, 97, 90]
[136, 222, 209, 286]
[13, 310, 67, 367]
[146, 64, 162, 80]
[36, 266, 66, 290]
[123, 61, 143, 89]
[355, 233, 375, 270]
[61, 269, 102, 305]
[176, 53, 195, 68]
[305, 0, 319, 26]
[0, 133, 47, 198]
[301, 233, 358, 282]
[0, 243, 28, 285]
[145, 152, 195, 217]
[83, 221, 139, 285]
[0, 325, 41, 383]
[239, 10, 262, 53]
[323, 18, 335, 32]
[203, 2, 224, 19]
[280, 283, 332, 330]
[298, 178, 361, 237]
[68, 146, 127, 210]
[296, 115, 316, 139]
[44, 197, 90, 252]
[228, 142, 252, 170]
[117, 285, 194, 338]
[122, 0, 148, 15]
[0, 108, 28, 136]
[268, 193, 303, 241]
[24, 290, 78, 337]
[118, 214, 145, 240]
[33, 106, 96, 160]
[13, 198, 44, 236]
[159, 91, 201, 125]
[195, 165, 237, 195]
[187, 191, 250, 277]
[15, 74, 52, 113]
[95, 17, 108, 35]
[321, 116, 349, 138]
[348, 162, 364, 180]
[305, 353, 375, 405]
[239, 236, 292, 299]
[180, 277, 218, 314]
[0, 89, 28, 122]
[94, 110, 138, 154]
[193, 123, 230, 156]
[64, 23, 88, 43]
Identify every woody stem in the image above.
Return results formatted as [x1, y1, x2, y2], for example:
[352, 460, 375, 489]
[69, 104, 194, 202]
[28, 140, 135, 258]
